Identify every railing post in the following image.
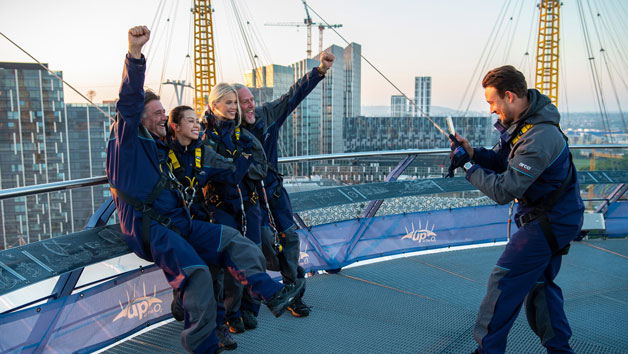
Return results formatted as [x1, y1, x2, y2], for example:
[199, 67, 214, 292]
[595, 183, 627, 214]
[85, 197, 116, 229]
[362, 154, 417, 218]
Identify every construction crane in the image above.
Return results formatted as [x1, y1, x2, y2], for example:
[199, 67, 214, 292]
[193, 0, 217, 116]
[265, 0, 342, 58]
[535, 0, 560, 107]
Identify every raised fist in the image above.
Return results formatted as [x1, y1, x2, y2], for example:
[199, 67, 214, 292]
[128, 26, 150, 59]
[318, 51, 335, 75]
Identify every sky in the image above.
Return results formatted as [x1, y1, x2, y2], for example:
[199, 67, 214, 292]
[1, 0, 627, 113]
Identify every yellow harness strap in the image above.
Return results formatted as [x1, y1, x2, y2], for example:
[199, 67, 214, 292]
[168, 149, 181, 171]
[194, 146, 202, 169]
[511, 123, 534, 145]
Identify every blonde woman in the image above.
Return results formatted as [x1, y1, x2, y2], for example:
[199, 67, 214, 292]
[202, 83, 269, 334]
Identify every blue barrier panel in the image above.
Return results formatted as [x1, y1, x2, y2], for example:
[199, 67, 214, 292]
[0, 265, 171, 353]
[296, 204, 514, 271]
[605, 201, 628, 238]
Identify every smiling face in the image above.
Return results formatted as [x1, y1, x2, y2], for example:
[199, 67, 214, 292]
[172, 109, 200, 145]
[212, 92, 238, 121]
[237, 87, 256, 124]
[485, 86, 517, 127]
[142, 99, 168, 137]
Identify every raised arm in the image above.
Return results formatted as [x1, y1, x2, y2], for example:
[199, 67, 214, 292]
[117, 26, 150, 127]
[260, 51, 335, 127]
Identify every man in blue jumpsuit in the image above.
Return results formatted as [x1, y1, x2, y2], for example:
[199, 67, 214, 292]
[107, 26, 304, 354]
[452, 65, 584, 354]
[237, 51, 335, 321]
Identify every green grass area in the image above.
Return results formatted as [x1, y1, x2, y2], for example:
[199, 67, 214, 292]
[573, 157, 591, 170]
[573, 156, 628, 171]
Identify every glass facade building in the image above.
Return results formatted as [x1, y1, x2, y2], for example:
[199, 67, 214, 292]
[245, 42, 362, 175]
[390, 95, 408, 117]
[414, 76, 432, 117]
[0, 62, 69, 249]
[343, 115, 493, 152]
[0, 62, 115, 249]
[64, 103, 115, 232]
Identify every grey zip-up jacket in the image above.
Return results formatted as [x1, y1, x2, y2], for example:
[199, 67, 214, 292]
[466, 89, 575, 210]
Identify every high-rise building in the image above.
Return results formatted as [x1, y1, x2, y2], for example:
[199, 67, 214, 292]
[414, 76, 431, 117]
[244, 42, 361, 175]
[390, 95, 407, 117]
[319, 44, 346, 155]
[0, 62, 70, 249]
[64, 103, 115, 232]
[344, 43, 361, 118]
[0, 62, 117, 250]
[289, 58, 322, 162]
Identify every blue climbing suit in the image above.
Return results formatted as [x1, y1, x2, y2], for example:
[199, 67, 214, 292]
[167, 137, 252, 327]
[202, 114, 269, 321]
[106, 54, 281, 353]
[164, 138, 251, 220]
[466, 89, 584, 354]
[242, 66, 325, 285]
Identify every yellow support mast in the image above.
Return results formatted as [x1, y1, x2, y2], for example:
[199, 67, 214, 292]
[193, 0, 217, 116]
[535, 0, 561, 107]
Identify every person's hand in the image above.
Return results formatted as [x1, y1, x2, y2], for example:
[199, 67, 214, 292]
[318, 51, 335, 75]
[128, 26, 150, 59]
[450, 133, 474, 160]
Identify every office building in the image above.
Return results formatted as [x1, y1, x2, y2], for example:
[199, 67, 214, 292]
[391, 95, 408, 117]
[414, 76, 431, 117]
[0, 62, 69, 249]
[244, 42, 362, 175]
[65, 103, 115, 232]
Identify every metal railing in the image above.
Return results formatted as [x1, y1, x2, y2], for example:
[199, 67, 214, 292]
[1, 144, 626, 201]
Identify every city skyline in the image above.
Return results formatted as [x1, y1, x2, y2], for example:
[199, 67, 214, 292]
[1, 0, 627, 113]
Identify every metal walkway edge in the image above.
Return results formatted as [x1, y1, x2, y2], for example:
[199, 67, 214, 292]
[105, 239, 628, 354]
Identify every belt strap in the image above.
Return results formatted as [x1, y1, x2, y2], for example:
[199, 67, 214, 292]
[111, 184, 181, 261]
[519, 154, 575, 256]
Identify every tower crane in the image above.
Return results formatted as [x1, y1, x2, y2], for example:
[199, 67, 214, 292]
[193, 0, 217, 116]
[535, 0, 560, 107]
[265, 0, 342, 58]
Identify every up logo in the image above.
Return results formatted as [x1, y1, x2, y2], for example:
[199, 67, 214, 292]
[113, 283, 163, 322]
[401, 220, 437, 243]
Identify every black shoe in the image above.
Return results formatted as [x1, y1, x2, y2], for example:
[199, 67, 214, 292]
[287, 297, 311, 317]
[216, 324, 237, 350]
[227, 317, 245, 334]
[265, 278, 306, 318]
[241, 310, 258, 329]
[171, 289, 184, 321]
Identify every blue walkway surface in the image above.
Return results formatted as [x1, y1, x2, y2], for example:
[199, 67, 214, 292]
[105, 238, 628, 353]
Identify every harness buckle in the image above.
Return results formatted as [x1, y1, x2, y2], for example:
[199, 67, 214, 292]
[518, 212, 538, 226]
[250, 191, 259, 205]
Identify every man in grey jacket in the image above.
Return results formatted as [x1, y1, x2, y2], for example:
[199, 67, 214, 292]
[452, 65, 583, 354]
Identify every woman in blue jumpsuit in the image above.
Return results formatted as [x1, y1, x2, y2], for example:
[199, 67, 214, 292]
[202, 83, 269, 334]
[166, 105, 252, 349]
